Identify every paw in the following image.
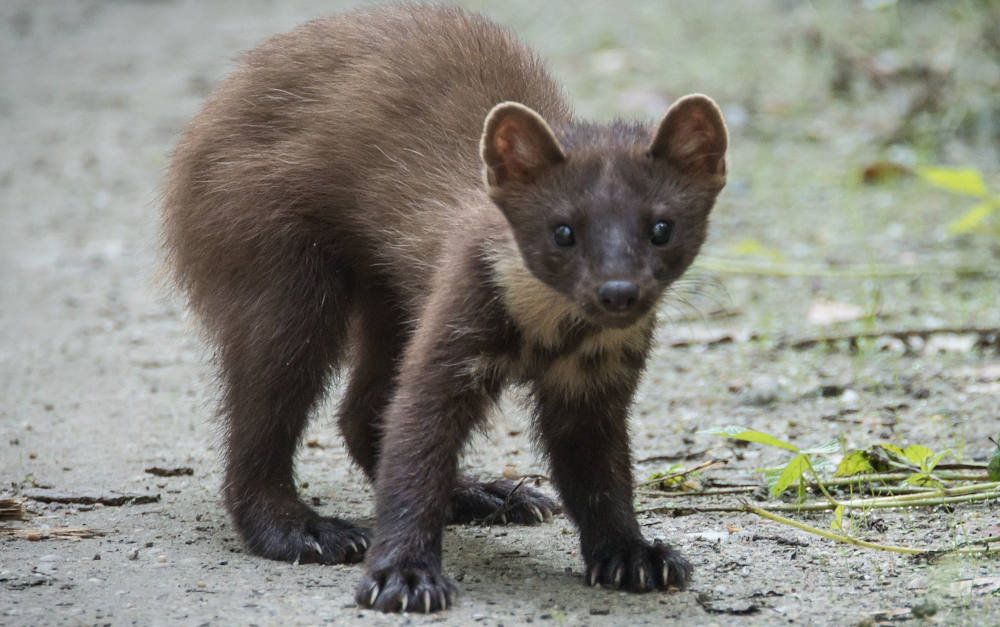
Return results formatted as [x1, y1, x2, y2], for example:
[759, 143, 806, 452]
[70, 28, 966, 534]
[584, 539, 691, 592]
[449, 478, 561, 525]
[233, 500, 369, 564]
[355, 562, 457, 613]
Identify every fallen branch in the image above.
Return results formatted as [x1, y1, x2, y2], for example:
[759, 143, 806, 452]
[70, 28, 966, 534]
[1, 497, 26, 521]
[22, 489, 160, 506]
[782, 326, 1000, 351]
[668, 326, 999, 352]
[695, 256, 994, 280]
[5, 526, 105, 541]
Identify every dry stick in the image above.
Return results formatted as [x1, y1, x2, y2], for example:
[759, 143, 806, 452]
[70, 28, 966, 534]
[634, 459, 728, 489]
[636, 486, 757, 498]
[741, 502, 996, 556]
[696, 256, 994, 280]
[783, 326, 1000, 351]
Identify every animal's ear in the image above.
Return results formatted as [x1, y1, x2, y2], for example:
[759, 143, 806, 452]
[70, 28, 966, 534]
[648, 94, 728, 182]
[481, 102, 565, 188]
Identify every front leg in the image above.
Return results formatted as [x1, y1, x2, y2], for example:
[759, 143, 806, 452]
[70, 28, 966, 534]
[354, 303, 499, 613]
[535, 382, 692, 592]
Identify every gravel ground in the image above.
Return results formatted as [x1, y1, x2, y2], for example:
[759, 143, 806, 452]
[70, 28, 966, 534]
[2, 1, 998, 625]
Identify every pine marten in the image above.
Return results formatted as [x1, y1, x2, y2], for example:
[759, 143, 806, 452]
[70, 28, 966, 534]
[163, 3, 727, 613]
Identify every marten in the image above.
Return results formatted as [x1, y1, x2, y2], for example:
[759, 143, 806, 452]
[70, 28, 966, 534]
[162, 3, 727, 613]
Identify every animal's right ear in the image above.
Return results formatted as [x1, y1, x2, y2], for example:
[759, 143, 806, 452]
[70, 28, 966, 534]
[481, 102, 565, 189]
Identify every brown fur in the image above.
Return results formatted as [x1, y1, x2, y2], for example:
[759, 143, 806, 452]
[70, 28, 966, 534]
[162, 3, 727, 613]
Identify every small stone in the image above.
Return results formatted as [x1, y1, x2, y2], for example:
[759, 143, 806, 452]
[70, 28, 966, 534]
[739, 375, 782, 406]
[127, 548, 139, 560]
[911, 600, 937, 618]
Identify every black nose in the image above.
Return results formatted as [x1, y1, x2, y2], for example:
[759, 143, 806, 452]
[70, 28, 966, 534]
[597, 280, 639, 312]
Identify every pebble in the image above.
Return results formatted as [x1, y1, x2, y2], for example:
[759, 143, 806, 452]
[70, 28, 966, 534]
[839, 389, 860, 409]
[740, 375, 783, 406]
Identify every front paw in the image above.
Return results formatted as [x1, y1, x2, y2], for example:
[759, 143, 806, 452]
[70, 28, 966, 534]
[355, 561, 457, 613]
[584, 539, 691, 592]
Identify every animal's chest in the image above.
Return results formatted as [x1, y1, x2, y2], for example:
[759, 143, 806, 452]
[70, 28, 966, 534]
[504, 321, 653, 398]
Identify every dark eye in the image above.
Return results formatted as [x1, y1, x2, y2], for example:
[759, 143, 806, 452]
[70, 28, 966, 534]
[553, 224, 575, 247]
[650, 220, 674, 246]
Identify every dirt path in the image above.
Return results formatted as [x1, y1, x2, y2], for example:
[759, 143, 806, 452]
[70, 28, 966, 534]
[2, 1, 998, 625]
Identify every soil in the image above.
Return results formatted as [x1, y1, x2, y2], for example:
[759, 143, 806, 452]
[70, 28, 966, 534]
[2, 1, 998, 625]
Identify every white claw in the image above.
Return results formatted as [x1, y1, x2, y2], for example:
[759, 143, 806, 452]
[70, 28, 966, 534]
[438, 590, 447, 610]
[399, 596, 408, 613]
[662, 564, 670, 588]
[369, 584, 379, 606]
[423, 590, 431, 614]
[501, 513, 508, 525]
[530, 505, 543, 523]
[587, 566, 599, 587]
[613, 566, 623, 589]
[311, 541, 323, 555]
[638, 567, 646, 589]
[359, 537, 368, 549]
[348, 541, 358, 554]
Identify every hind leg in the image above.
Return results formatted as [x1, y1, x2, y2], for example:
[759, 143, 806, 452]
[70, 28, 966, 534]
[337, 286, 407, 480]
[448, 477, 560, 525]
[217, 248, 368, 564]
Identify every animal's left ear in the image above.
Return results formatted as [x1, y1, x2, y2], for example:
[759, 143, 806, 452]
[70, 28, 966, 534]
[648, 94, 728, 182]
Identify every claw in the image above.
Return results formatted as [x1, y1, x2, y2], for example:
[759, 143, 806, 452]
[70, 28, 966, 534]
[662, 563, 670, 588]
[423, 590, 431, 614]
[613, 565, 623, 589]
[530, 505, 543, 523]
[638, 566, 646, 589]
[348, 541, 358, 554]
[399, 595, 408, 613]
[368, 583, 379, 607]
[438, 589, 448, 610]
[358, 537, 368, 549]
[587, 566, 599, 587]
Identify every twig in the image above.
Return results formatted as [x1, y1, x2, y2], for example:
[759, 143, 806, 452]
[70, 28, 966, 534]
[742, 501, 995, 556]
[636, 486, 756, 498]
[783, 327, 999, 351]
[0, 497, 26, 521]
[635, 459, 728, 488]
[5, 526, 105, 541]
[696, 256, 994, 279]
[636, 483, 999, 515]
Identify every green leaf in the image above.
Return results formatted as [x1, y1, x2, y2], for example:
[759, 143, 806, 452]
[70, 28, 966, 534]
[835, 450, 876, 477]
[771, 453, 811, 497]
[831, 504, 844, 531]
[905, 473, 942, 488]
[701, 426, 800, 452]
[902, 445, 935, 466]
[924, 450, 948, 473]
[947, 201, 998, 235]
[917, 166, 989, 198]
[802, 439, 840, 455]
[988, 446, 1000, 481]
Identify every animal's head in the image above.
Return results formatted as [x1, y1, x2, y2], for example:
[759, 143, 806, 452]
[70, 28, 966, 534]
[481, 95, 728, 329]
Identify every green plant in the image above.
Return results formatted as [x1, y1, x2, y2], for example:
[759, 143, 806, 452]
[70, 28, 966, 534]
[916, 166, 1000, 236]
